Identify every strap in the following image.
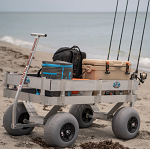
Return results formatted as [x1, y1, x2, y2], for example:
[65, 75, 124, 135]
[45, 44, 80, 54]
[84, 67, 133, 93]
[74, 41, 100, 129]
[71, 46, 84, 78]
[37, 68, 42, 77]
[71, 51, 78, 74]
[70, 45, 81, 52]
[70, 45, 83, 61]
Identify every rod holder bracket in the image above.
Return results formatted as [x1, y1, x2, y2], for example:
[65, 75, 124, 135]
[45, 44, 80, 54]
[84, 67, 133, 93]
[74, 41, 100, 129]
[125, 62, 130, 75]
[105, 61, 110, 74]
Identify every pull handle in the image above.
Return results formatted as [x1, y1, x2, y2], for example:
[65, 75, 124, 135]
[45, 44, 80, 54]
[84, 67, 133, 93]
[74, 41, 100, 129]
[31, 33, 47, 37]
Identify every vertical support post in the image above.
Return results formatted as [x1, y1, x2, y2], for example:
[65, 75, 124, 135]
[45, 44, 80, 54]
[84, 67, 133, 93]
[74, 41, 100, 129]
[3, 72, 10, 97]
[13, 72, 18, 89]
[130, 80, 134, 107]
[95, 80, 102, 103]
[4, 71, 10, 88]
[41, 77, 46, 96]
[60, 80, 66, 105]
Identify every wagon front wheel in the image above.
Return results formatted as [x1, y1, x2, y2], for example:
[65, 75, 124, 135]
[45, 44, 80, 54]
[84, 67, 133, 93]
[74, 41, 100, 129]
[44, 112, 79, 147]
[112, 107, 140, 140]
[3, 102, 34, 136]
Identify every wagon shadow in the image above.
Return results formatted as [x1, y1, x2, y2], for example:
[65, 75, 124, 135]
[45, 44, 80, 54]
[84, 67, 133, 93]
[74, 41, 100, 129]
[77, 123, 115, 143]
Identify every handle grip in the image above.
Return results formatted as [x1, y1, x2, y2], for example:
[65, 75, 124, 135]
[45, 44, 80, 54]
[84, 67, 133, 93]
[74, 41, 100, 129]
[30, 33, 47, 37]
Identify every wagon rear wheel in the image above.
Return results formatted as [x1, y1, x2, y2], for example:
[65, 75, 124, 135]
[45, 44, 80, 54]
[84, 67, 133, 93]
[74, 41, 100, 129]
[69, 104, 93, 128]
[112, 107, 140, 140]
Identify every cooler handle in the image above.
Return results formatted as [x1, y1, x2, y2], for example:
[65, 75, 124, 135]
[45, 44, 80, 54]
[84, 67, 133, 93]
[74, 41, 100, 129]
[113, 63, 124, 66]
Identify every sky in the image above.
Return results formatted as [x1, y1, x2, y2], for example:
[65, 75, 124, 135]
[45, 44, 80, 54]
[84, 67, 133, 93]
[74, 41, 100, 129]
[0, 0, 149, 12]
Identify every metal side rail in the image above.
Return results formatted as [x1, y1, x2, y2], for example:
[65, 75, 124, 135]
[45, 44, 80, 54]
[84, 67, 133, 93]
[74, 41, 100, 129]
[3, 88, 137, 105]
[4, 73, 138, 92]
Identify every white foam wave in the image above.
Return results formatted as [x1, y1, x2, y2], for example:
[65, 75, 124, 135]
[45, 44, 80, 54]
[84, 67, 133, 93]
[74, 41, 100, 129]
[0, 36, 33, 47]
[0, 35, 56, 53]
[140, 57, 150, 66]
[87, 53, 106, 60]
[87, 52, 150, 72]
[87, 53, 150, 66]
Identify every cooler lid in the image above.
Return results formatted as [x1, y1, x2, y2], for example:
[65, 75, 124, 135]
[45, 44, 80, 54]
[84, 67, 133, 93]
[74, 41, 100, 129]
[82, 59, 131, 67]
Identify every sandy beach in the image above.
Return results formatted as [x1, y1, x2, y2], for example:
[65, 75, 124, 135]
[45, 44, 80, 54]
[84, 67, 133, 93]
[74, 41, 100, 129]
[0, 41, 150, 149]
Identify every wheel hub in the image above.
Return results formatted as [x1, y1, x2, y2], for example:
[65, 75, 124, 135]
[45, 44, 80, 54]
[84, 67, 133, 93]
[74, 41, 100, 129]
[66, 130, 71, 135]
[131, 122, 135, 127]
[60, 123, 75, 142]
[82, 108, 93, 123]
[18, 112, 29, 129]
[127, 117, 138, 133]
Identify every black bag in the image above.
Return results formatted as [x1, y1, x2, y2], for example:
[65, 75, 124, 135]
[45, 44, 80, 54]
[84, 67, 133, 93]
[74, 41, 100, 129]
[52, 45, 86, 78]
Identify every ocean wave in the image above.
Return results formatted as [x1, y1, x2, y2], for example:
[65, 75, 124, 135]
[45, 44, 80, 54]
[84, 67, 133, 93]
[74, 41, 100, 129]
[140, 57, 150, 66]
[87, 53, 150, 72]
[1, 36, 150, 72]
[0, 36, 33, 47]
[0, 35, 56, 53]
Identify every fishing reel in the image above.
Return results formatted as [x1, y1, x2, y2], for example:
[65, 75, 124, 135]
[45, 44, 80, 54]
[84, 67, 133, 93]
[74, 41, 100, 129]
[130, 71, 147, 84]
[139, 72, 147, 84]
[130, 71, 138, 80]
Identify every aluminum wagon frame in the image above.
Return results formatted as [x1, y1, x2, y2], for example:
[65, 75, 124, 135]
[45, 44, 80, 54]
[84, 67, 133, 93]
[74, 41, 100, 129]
[3, 71, 139, 147]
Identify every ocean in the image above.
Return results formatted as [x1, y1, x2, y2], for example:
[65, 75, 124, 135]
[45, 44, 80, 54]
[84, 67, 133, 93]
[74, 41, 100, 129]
[0, 12, 150, 72]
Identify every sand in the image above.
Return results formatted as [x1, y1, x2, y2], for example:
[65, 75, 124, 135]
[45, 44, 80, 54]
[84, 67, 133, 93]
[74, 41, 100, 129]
[0, 41, 150, 149]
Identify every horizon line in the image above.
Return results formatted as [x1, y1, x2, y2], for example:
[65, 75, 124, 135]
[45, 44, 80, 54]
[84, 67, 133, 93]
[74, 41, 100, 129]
[0, 11, 149, 13]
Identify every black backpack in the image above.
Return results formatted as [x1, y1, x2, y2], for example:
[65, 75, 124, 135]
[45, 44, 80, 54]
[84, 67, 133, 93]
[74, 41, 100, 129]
[52, 46, 86, 78]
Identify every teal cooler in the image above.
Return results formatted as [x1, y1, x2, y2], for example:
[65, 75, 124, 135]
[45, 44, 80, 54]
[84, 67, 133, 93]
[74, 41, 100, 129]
[42, 61, 73, 96]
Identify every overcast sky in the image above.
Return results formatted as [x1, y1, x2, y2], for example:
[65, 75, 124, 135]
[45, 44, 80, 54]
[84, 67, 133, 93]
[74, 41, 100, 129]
[0, 0, 149, 12]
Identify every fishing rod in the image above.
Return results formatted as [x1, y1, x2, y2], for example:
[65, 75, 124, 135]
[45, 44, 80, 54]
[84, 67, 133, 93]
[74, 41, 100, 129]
[107, 0, 119, 60]
[116, 0, 129, 60]
[128, 0, 140, 61]
[135, 0, 150, 73]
